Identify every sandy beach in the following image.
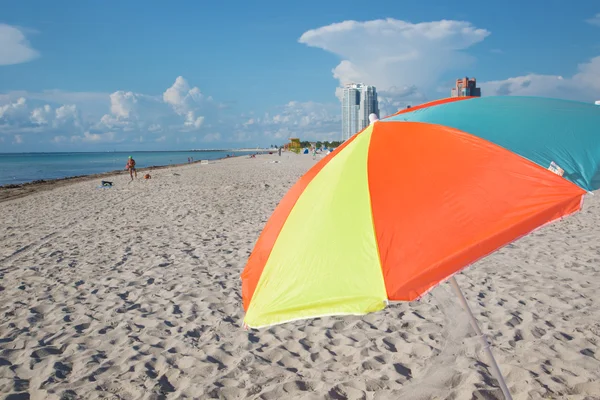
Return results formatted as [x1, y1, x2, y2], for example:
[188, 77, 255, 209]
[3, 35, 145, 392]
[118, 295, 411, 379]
[1, 153, 599, 400]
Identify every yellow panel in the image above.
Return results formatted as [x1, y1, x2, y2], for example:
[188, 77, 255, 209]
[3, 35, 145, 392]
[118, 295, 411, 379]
[244, 126, 387, 328]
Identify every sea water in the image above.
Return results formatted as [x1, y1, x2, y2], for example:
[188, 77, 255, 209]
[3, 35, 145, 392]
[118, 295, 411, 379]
[0, 151, 254, 186]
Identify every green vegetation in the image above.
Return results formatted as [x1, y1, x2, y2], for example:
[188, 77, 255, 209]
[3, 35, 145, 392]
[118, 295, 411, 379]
[292, 141, 342, 148]
[270, 140, 342, 152]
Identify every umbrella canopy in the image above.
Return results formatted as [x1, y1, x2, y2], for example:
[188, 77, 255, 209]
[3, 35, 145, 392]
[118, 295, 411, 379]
[242, 96, 600, 329]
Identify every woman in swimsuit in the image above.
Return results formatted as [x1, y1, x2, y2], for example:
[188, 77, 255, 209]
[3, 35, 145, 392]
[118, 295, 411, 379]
[126, 156, 137, 181]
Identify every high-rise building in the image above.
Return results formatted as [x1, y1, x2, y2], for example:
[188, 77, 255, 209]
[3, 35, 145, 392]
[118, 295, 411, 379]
[451, 77, 481, 98]
[341, 83, 379, 141]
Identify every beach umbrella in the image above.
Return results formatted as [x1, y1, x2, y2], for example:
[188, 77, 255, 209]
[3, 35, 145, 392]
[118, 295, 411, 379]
[241, 96, 600, 399]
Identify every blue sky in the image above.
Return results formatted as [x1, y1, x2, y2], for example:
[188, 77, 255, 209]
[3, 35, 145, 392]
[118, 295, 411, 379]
[1, 0, 599, 151]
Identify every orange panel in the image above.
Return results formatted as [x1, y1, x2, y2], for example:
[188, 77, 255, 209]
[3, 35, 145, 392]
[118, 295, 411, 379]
[367, 122, 586, 301]
[241, 135, 361, 310]
[386, 97, 474, 118]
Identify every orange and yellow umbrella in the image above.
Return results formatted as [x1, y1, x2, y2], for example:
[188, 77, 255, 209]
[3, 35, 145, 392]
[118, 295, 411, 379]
[243, 96, 600, 328]
[241, 96, 600, 399]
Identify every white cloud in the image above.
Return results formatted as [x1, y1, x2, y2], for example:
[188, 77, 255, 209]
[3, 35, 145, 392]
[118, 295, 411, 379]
[0, 97, 29, 122]
[148, 123, 162, 132]
[299, 18, 489, 107]
[31, 104, 52, 124]
[2, 76, 318, 147]
[1, 76, 227, 149]
[184, 111, 204, 128]
[94, 77, 217, 135]
[0, 96, 83, 136]
[109, 91, 138, 118]
[29, 103, 80, 127]
[71, 131, 117, 143]
[55, 104, 79, 125]
[480, 56, 600, 102]
[13, 134, 23, 144]
[98, 91, 161, 130]
[237, 101, 341, 142]
[301, 18, 600, 112]
[0, 90, 108, 113]
[203, 132, 221, 142]
[586, 13, 600, 27]
[0, 24, 39, 66]
[163, 76, 213, 131]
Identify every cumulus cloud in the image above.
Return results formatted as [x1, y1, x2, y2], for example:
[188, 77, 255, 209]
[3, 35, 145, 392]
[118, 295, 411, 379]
[98, 90, 163, 131]
[95, 76, 216, 135]
[238, 101, 341, 142]
[0, 95, 84, 135]
[31, 104, 80, 127]
[148, 123, 162, 132]
[184, 112, 204, 129]
[0, 24, 40, 66]
[586, 13, 600, 26]
[0, 97, 29, 122]
[163, 76, 214, 130]
[300, 18, 600, 112]
[480, 56, 600, 102]
[203, 132, 221, 142]
[109, 91, 138, 118]
[0, 76, 229, 150]
[71, 131, 118, 143]
[299, 18, 489, 108]
[55, 105, 79, 125]
[30, 104, 52, 125]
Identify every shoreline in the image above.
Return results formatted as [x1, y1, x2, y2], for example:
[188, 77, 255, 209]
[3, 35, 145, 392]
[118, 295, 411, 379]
[0, 154, 246, 203]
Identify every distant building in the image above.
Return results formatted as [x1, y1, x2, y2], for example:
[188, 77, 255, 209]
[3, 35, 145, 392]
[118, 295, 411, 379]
[341, 83, 379, 141]
[451, 77, 481, 98]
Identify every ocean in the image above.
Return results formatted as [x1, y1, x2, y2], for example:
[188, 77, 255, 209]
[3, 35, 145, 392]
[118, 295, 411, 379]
[0, 150, 257, 186]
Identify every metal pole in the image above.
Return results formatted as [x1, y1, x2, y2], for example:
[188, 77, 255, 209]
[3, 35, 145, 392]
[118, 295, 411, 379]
[449, 276, 513, 400]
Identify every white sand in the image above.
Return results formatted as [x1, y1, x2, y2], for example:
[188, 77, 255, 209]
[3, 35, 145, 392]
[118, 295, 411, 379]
[1, 153, 599, 400]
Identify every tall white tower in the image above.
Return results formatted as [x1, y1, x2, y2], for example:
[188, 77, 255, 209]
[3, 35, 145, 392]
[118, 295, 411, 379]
[359, 85, 379, 131]
[341, 84, 361, 142]
[341, 83, 379, 141]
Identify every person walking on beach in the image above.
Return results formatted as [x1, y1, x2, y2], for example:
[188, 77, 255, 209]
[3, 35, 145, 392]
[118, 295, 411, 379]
[126, 156, 137, 181]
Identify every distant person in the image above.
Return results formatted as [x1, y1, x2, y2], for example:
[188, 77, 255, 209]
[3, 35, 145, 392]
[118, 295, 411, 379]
[125, 156, 137, 181]
[278, 147, 282, 156]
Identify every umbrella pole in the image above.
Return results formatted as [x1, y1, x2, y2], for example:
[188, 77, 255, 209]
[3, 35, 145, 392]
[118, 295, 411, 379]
[449, 276, 513, 400]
